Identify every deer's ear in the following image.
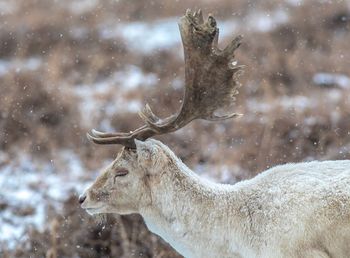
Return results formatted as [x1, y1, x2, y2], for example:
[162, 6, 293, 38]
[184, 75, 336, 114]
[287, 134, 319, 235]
[135, 139, 158, 167]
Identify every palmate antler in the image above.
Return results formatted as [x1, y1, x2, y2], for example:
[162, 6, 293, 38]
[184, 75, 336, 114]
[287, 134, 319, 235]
[87, 9, 244, 148]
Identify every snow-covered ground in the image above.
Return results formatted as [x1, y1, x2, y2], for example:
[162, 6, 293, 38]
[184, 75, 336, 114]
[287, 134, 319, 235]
[0, 150, 96, 249]
[313, 73, 350, 89]
[70, 65, 158, 128]
[0, 147, 235, 250]
[69, 8, 292, 128]
[0, 58, 42, 76]
[0, 0, 17, 15]
[99, 8, 289, 53]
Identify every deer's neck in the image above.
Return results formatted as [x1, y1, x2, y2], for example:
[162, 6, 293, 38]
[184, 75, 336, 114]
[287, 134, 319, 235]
[140, 157, 247, 257]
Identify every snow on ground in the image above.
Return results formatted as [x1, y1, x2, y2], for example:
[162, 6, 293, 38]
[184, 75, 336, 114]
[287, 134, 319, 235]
[0, 137, 242, 250]
[100, 18, 181, 53]
[313, 73, 350, 89]
[0, 0, 17, 15]
[246, 88, 345, 114]
[99, 8, 288, 53]
[0, 150, 95, 249]
[71, 65, 158, 127]
[0, 58, 42, 76]
[246, 9, 289, 32]
[285, 0, 303, 7]
[246, 95, 317, 114]
[68, 0, 98, 15]
[245, 89, 345, 129]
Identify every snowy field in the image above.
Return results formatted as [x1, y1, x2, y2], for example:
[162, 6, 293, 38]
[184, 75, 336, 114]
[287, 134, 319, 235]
[0, 151, 91, 249]
[1, 0, 350, 257]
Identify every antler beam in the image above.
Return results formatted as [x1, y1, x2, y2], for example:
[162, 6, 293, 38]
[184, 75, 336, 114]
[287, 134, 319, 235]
[87, 9, 244, 148]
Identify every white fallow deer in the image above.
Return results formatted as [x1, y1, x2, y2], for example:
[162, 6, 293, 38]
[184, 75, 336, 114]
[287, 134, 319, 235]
[80, 9, 350, 258]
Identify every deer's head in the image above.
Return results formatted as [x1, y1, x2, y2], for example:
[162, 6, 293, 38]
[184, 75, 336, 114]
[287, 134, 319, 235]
[79, 9, 243, 215]
[80, 140, 169, 215]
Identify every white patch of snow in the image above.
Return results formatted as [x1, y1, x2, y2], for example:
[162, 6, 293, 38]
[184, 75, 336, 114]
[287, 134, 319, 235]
[113, 65, 158, 90]
[285, 0, 303, 6]
[171, 78, 184, 90]
[68, 0, 98, 15]
[247, 95, 318, 115]
[71, 65, 156, 126]
[248, 9, 289, 32]
[0, 1, 17, 14]
[330, 110, 341, 125]
[327, 89, 342, 102]
[280, 95, 315, 110]
[313, 73, 350, 89]
[0, 151, 93, 249]
[69, 26, 89, 40]
[219, 20, 239, 37]
[99, 118, 115, 132]
[304, 116, 318, 126]
[100, 18, 180, 53]
[97, 10, 288, 53]
[99, 18, 238, 53]
[0, 57, 42, 76]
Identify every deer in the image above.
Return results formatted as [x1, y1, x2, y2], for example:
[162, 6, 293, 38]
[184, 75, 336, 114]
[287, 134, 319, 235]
[79, 9, 350, 258]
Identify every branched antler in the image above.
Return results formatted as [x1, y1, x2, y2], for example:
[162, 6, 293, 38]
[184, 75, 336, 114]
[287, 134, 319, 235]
[87, 9, 244, 148]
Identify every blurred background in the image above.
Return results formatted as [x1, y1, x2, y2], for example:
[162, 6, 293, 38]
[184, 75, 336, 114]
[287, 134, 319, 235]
[1, 0, 350, 257]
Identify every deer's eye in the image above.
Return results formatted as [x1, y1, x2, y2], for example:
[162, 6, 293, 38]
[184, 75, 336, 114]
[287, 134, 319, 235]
[114, 169, 129, 183]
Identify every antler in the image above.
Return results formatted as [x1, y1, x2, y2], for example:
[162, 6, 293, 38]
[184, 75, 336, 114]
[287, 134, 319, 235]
[87, 9, 244, 148]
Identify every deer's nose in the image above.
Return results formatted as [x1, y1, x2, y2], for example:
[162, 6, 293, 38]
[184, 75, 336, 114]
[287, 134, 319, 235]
[79, 194, 87, 204]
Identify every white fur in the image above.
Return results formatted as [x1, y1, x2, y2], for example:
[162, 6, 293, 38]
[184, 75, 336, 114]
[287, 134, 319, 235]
[82, 139, 350, 258]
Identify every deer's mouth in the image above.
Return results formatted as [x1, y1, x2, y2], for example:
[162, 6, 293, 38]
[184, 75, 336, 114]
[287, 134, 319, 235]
[81, 201, 106, 215]
[85, 206, 105, 215]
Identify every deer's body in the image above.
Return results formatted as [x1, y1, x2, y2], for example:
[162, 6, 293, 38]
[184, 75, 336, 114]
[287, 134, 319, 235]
[79, 10, 350, 257]
[81, 139, 350, 258]
[136, 140, 350, 258]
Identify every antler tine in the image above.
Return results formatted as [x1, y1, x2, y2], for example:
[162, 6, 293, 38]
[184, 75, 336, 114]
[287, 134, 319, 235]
[90, 127, 148, 138]
[196, 9, 204, 23]
[138, 104, 161, 125]
[91, 129, 130, 138]
[223, 35, 243, 57]
[87, 9, 244, 148]
[87, 124, 157, 148]
[87, 132, 137, 148]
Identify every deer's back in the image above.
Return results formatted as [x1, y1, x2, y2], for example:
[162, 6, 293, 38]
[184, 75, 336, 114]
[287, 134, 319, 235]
[233, 160, 350, 257]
